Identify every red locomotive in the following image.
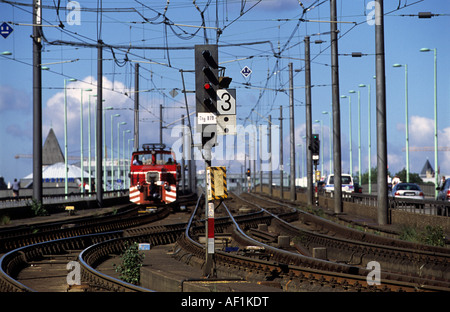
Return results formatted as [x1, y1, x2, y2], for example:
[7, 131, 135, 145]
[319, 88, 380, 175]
[129, 143, 180, 206]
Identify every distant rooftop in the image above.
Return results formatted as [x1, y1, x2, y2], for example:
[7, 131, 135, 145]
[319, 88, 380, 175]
[420, 159, 434, 178]
[42, 128, 64, 165]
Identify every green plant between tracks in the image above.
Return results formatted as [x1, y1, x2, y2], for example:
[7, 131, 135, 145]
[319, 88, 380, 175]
[29, 199, 48, 216]
[114, 242, 145, 285]
[399, 225, 446, 247]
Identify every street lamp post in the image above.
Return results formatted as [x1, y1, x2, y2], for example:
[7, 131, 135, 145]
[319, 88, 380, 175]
[80, 88, 92, 195]
[359, 84, 372, 193]
[102, 106, 113, 191]
[111, 114, 120, 191]
[393, 64, 409, 182]
[340, 95, 352, 176]
[88, 95, 94, 196]
[64, 78, 77, 197]
[349, 90, 361, 184]
[123, 130, 131, 189]
[420, 48, 438, 196]
[88, 94, 99, 196]
[127, 138, 134, 189]
[117, 121, 127, 190]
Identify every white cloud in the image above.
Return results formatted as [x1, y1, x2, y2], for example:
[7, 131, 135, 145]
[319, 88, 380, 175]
[387, 152, 404, 173]
[43, 75, 134, 156]
[437, 126, 450, 175]
[394, 115, 450, 175]
[409, 115, 434, 146]
[41, 75, 198, 162]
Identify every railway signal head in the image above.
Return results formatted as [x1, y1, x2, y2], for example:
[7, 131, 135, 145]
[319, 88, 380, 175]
[311, 134, 320, 159]
[195, 45, 219, 147]
[195, 45, 219, 114]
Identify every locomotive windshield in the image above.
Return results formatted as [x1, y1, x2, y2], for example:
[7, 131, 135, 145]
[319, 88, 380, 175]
[132, 151, 177, 166]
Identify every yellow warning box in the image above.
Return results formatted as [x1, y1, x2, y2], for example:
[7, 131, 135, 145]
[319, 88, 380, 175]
[65, 205, 75, 215]
[206, 166, 228, 201]
[315, 170, 321, 182]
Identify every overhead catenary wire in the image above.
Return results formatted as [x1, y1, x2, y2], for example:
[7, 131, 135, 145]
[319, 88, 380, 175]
[0, 0, 429, 133]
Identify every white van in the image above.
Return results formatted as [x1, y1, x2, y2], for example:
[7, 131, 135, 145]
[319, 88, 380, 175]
[325, 174, 354, 193]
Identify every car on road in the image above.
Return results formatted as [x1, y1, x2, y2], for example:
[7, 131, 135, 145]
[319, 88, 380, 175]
[391, 183, 424, 200]
[436, 178, 450, 215]
[390, 183, 425, 209]
[325, 174, 354, 194]
[436, 178, 450, 202]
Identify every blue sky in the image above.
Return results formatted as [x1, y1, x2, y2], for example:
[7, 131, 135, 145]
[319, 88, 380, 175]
[0, 0, 449, 185]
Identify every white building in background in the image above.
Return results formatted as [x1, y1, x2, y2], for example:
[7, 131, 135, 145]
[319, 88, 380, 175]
[14, 128, 131, 194]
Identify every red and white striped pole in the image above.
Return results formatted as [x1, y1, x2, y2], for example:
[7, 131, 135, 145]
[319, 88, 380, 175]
[207, 202, 215, 254]
[204, 165, 215, 277]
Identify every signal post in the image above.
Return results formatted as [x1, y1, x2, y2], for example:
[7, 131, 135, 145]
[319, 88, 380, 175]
[311, 134, 320, 206]
[195, 44, 234, 277]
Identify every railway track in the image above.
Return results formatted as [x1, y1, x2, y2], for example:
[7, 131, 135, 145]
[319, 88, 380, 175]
[1, 191, 449, 292]
[176, 192, 450, 292]
[0, 192, 197, 254]
[240, 193, 450, 281]
[0, 210, 174, 291]
[0, 204, 137, 253]
[0, 194, 197, 292]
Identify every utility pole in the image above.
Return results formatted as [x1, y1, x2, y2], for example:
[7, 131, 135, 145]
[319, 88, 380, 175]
[375, 0, 389, 225]
[252, 133, 256, 191]
[160, 104, 163, 148]
[279, 106, 284, 199]
[259, 125, 263, 193]
[181, 114, 186, 194]
[134, 63, 139, 151]
[268, 115, 273, 197]
[304, 36, 313, 206]
[330, 0, 343, 213]
[96, 40, 104, 207]
[180, 69, 194, 193]
[32, 0, 43, 204]
[289, 62, 296, 201]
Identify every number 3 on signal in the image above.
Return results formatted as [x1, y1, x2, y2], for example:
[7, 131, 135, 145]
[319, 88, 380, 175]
[220, 92, 232, 111]
[217, 89, 236, 115]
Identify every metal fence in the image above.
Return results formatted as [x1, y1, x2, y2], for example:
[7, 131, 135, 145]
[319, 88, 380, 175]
[326, 191, 449, 217]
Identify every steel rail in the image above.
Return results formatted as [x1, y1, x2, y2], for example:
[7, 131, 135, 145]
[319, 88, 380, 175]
[0, 203, 135, 240]
[0, 194, 199, 292]
[0, 206, 173, 292]
[78, 236, 155, 292]
[3, 192, 446, 292]
[0, 231, 122, 292]
[236, 192, 450, 285]
[222, 200, 450, 291]
[176, 193, 449, 291]
[0, 205, 172, 253]
[245, 192, 450, 252]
